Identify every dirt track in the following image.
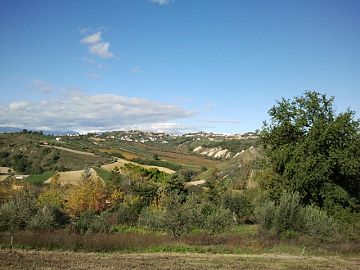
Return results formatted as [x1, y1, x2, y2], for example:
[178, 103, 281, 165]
[0, 249, 359, 270]
[40, 145, 96, 156]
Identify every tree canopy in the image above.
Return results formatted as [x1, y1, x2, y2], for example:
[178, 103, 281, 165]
[261, 91, 360, 210]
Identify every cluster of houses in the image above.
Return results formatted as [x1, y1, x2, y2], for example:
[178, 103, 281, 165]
[92, 130, 259, 145]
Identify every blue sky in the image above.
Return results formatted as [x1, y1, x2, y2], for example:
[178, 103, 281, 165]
[0, 0, 359, 134]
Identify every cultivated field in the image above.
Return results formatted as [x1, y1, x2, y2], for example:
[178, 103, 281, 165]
[152, 150, 221, 168]
[0, 249, 359, 270]
[101, 158, 175, 174]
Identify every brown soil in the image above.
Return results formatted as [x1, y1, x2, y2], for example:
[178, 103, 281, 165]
[0, 249, 359, 270]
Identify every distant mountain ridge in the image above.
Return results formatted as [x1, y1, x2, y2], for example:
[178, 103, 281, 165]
[0, 126, 79, 135]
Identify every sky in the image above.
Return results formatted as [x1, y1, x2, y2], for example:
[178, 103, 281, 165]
[0, 0, 359, 134]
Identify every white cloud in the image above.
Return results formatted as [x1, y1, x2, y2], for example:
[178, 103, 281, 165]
[81, 31, 102, 45]
[80, 31, 114, 59]
[0, 91, 194, 133]
[32, 80, 55, 93]
[150, 0, 172, 5]
[9, 101, 27, 111]
[89, 42, 114, 58]
[130, 65, 140, 74]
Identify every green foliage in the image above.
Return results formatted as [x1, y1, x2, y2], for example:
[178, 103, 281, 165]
[0, 192, 38, 231]
[254, 200, 276, 231]
[162, 174, 187, 198]
[12, 154, 32, 174]
[131, 158, 182, 171]
[115, 204, 133, 225]
[139, 194, 234, 238]
[28, 206, 56, 231]
[124, 163, 169, 183]
[0, 151, 10, 158]
[254, 191, 338, 240]
[138, 206, 164, 232]
[93, 167, 111, 183]
[222, 190, 254, 223]
[74, 210, 112, 234]
[26, 171, 56, 185]
[273, 192, 303, 234]
[301, 205, 337, 239]
[176, 168, 197, 181]
[261, 91, 360, 209]
[203, 207, 233, 234]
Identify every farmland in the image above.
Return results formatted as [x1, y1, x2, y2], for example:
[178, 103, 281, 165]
[0, 249, 359, 270]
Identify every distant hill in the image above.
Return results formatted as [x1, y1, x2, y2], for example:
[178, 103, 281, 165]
[0, 126, 78, 135]
[0, 127, 22, 133]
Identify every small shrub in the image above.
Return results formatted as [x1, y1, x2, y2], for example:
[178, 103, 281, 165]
[87, 212, 112, 233]
[138, 206, 164, 231]
[203, 207, 234, 234]
[0, 192, 38, 231]
[222, 191, 254, 224]
[254, 200, 276, 232]
[29, 207, 56, 231]
[273, 192, 303, 234]
[301, 205, 337, 240]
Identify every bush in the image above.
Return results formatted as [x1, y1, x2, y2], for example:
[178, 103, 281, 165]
[74, 210, 96, 234]
[115, 204, 132, 225]
[254, 199, 276, 232]
[138, 206, 164, 231]
[0, 193, 38, 231]
[203, 207, 233, 234]
[254, 191, 340, 240]
[273, 192, 303, 234]
[301, 205, 337, 240]
[29, 207, 56, 231]
[88, 212, 112, 233]
[74, 210, 112, 234]
[222, 191, 254, 223]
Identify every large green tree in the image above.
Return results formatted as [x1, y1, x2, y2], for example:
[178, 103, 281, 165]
[261, 91, 360, 210]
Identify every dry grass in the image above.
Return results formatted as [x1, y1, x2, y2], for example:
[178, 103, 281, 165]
[0, 249, 359, 270]
[0, 175, 9, 182]
[0, 231, 170, 251]
[44, 168, 102, 186]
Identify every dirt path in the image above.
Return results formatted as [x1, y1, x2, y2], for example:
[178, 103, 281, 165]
[42, 145, 175, 174]
[0, 249, 358, 270]
[185, 179, 206, 186]
[41, 145, 96, 156]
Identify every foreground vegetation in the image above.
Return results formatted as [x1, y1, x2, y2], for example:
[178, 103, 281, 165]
[0, 92, 359, 269]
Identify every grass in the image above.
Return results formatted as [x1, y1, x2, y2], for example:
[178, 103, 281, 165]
[93, 167, 111, 183]
[0, 227, 359, 269]
[26, 171, 55, 185]
[131, 158, 183, 171]
[1, 228, 359, 256]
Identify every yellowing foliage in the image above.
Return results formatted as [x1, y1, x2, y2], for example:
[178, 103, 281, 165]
[65, 178, 108, 216]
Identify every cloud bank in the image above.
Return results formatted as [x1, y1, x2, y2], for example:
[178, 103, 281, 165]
[0, 91, 193, 133]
